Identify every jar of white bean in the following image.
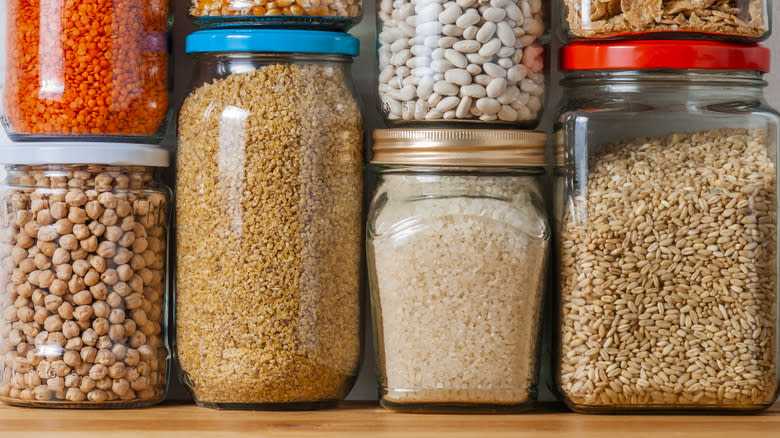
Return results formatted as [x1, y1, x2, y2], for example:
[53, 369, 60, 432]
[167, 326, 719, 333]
[0, 143, 170, 408]
[377, 0, 547, 126]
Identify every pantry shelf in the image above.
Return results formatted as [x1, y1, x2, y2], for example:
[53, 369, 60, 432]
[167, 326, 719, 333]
[1, 401, 778, 437]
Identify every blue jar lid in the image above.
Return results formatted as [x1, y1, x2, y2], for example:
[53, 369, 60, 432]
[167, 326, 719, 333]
[186, 29, 359, 56]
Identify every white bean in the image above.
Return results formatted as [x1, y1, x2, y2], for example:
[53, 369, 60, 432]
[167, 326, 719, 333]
[434, 81, 459, 96]
[476, 97, 500, 115]
[486, 77, 507, 98]
[452, 40, 481, 53]
[444, 69, 472, 86]
[436, 96, 460, 112]
[460, 84, 487, 98]
[444, 49, 468, 68]
[476, 22, 497, 43]
[482, 7, 507, 22]
[497, 21, 516, 47]
[478, 38, 502, 58]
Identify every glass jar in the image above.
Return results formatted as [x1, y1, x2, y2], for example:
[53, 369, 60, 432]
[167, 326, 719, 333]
[0, 143, 170, 408]
[376, 0, 548, 126]
[367, 129, 549, 413]
[175, 29, 363, 410]
[554, 41, 780, 413]
[2, 0, 171, 142]
[189, 0, 361, 30]
[560, 0, 771, 41]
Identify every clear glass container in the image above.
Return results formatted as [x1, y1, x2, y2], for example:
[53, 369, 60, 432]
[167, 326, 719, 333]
[2, 0, 171, 142]
[0, 144, 170, 408]
[376, 0, 549, 126]
[554, 43, 780, 413]
[175, 29, 363, 410]
[367, 129, 549, 413]
[189, 0, 361, 30]
[560, 0, 771, 41]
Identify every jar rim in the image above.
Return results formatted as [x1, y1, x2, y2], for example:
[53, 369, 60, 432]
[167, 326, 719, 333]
[561, 41, 770, 73]
[0, 144, 169, 167]
[371, 129, 547, 167]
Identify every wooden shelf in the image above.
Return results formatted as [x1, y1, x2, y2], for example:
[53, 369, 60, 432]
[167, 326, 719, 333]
[1, 401, 778, 437]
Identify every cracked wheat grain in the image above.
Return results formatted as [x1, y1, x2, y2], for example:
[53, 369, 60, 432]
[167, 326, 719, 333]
[559, 128, 778, 409]
[175, 64, 363, 405]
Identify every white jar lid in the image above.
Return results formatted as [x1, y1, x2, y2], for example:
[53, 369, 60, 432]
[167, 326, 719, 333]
[0, 143, 169, 167]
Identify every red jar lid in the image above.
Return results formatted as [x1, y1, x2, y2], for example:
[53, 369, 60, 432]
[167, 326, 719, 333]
[561, 41, 770, 72]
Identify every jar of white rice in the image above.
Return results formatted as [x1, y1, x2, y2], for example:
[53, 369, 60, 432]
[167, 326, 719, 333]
[367, 129, 549, 413]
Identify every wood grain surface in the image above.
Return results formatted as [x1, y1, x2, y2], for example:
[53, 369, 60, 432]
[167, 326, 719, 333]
[0, 402, 777, 438]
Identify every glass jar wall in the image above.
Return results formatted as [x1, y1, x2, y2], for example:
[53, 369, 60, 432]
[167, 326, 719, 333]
[554, 42, 780, 413]
[175, 30, 363, 409]
[2, 0, 171, 142]
[560, 0, 771, 41]
[376, 0, 549, 126]
[0, 144, 170, 408]
[367, 130, 549, 413]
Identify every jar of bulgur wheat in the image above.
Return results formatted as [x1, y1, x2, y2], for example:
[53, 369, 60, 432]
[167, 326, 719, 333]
[554, 41, 780, 413]
[368, 129, 549, 413]
[0, 143, 170, 408]
[175, 29, 363, 410]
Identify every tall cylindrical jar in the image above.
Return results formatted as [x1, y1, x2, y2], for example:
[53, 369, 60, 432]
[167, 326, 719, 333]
[559, 0, 771, 41]
[554, 41, 780, 413]
[376, 0, 549, 126]
[0, 143, 170, 408]
[368, 129, 549, 413]
[1, 0, 171, 141]
[175, 29, 364, 410]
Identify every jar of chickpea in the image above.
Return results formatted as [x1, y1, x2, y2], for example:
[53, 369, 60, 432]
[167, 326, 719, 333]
[189, 0, 362, 30]
[0, 143, 171, 408]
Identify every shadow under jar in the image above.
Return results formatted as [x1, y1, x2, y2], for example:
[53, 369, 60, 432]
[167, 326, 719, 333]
[0, 144, 170, 408]
[175, 29, 364, 410]
[560, 0, 771, 42]
[554, 41, 780, 413]
[1, 0, 171, 142]
[367, 129, 549, 413]
[376, 0, 549, 126]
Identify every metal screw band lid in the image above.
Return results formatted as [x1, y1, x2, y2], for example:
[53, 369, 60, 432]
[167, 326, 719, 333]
[371, 129, 547, 167]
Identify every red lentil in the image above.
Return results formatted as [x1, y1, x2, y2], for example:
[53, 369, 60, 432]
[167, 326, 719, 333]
[3, 0, 169, 138]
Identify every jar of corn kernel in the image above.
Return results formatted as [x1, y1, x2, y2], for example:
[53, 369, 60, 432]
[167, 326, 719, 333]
[1, 0, 171, 142]
[554, 41, 780, 413]
[0, 143, 170, 408]
[190, 0, 361, 29]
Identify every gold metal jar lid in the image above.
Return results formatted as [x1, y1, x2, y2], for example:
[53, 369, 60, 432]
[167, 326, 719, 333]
[372, 129, 547, 167]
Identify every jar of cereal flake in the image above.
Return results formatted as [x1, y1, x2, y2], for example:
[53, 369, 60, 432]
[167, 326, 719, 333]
[175, 29, 363, 410]
[368, 129, 549, 413]
[554, 41, 780, 413]
[560, 0, 770, 41]
[376, 0, 549, 126]
[1, 0, 171, 142]
[0, 143, 170, 408]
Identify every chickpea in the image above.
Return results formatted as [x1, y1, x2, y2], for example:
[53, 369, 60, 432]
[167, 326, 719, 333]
[101, 269, 118, 286]
[73, 305, 94, 322]
[51, 247, 70, 265]
[62, 321, 81, 340]
[80, 235, 98, 252]
[93, 318, 109, 336]
[104, 226, 123, 242]
[44, 295, 63, 312]
[72, 223, 90, 240]
[65, 191, 87, 207]
[112, 378, 130, 396]
[50, 203, 69, 220]
[70, 248, 88, 261]
[96, 376, 113, 391]
[65, 337, 83, 351]
[87, 389, 108, 402]
[85, 200, 104, 220]
[66, 387, 86, 402]
[72, 259, 89, 277]
[95, 349, 116, 366]
[57, 302, 74, 320]
[90, 283, 109, 301]
[84, 269, 100, 287]
[93, 301, 110, 319]
[33, 253, 51, 270]
[88, 255, 106, 273]
[108, 325, 125, 341]
[79, 377, 96, 393]
[72, 290, 93, 306]
[106, 293, 122, 309]
[81, 328, 98, 347]
[96, 336, 112, 350]
[88, 364, 108, 381]
[55, 264, 73, 281]
[67, 207, 87, 224]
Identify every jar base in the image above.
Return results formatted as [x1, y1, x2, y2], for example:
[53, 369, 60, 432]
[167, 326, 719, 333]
[0, 397, 163, 409]
[379, 398, 536, 414]
[194, 400, 341, 411]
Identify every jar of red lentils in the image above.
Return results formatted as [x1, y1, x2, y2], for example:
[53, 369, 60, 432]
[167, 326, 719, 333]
[189, 0, 361, 29]
[1, 0, 171, 142]
[0, 143, 171, 408]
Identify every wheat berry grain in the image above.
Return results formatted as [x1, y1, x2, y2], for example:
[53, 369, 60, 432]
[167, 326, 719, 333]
[558, 128, 778, 410]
